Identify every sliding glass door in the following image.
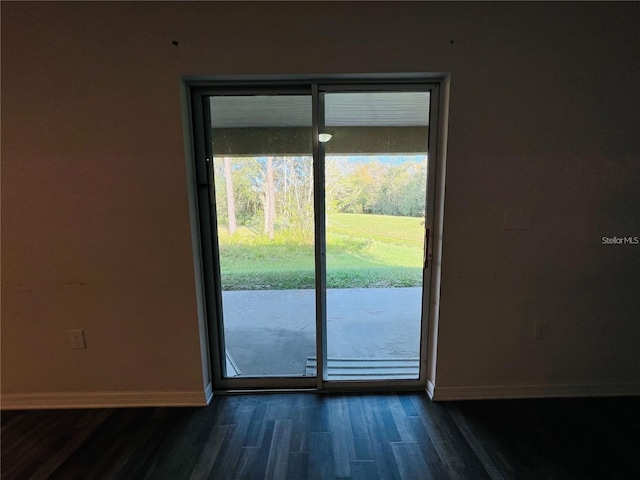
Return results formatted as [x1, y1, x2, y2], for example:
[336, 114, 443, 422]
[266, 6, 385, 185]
[191, 80, 438, 390]
[322, 90, 430, 381]
[209, 91, 317, 383]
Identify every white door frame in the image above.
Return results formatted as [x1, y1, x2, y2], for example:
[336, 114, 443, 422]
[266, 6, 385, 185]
[184, 74, 448, 393]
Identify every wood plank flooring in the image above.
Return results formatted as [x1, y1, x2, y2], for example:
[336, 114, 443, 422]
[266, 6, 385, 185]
[2, 393, 639, 479]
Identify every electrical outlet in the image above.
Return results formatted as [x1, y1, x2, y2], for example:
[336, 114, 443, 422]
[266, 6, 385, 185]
[534, 321, 548, 340]
[69, 329, 87, 349]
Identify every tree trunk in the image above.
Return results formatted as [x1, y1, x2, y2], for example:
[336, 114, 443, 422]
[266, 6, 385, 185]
[307, 161, 313, 205]
[283, 159, 288, 227]
[266, 156, 276, 239]
[223, 157, 237, 235]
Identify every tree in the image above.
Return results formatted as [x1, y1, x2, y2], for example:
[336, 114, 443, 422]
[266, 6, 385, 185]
[223, 157, 237, 235]
[277, 156, 314, 241]
[264, 156, 276, 239]
[326, 156, 427, 218]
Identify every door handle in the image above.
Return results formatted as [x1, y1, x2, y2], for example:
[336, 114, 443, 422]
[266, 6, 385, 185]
[424, 228, 430, 269]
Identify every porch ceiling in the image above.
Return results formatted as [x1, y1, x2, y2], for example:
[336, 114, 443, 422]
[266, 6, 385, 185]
[210, 91, 430, 128]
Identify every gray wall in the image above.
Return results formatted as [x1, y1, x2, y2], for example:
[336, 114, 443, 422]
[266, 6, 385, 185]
[2, 1, 639, 403]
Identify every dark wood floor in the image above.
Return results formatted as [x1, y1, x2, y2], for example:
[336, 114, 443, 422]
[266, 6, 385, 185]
[2, 393, 639, 479]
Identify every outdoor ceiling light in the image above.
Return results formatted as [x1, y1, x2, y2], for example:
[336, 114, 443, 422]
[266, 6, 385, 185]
[318, 133, 332, 143]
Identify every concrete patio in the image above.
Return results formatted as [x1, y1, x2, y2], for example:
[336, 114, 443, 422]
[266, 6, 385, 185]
[222, 287, 423, 378]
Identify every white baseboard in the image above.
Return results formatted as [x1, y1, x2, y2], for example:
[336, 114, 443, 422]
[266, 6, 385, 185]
[429, 382, 640, 401]
[426, 378, 436, 399]
[1, 389, 211, 410]
[204, 382, 214, 405]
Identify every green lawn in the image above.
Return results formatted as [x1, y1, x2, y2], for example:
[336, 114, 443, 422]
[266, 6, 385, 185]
[218, 213, 425, 290]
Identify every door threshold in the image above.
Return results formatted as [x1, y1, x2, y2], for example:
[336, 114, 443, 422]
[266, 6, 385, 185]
[305, 357, 419, 380]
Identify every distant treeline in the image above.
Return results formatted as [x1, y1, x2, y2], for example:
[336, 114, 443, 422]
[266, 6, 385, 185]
[214, 155, 427, 238]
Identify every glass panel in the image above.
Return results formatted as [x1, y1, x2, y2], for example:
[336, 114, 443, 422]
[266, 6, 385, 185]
[210, 95, 315, 377]
[323, 91, 430, 380]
